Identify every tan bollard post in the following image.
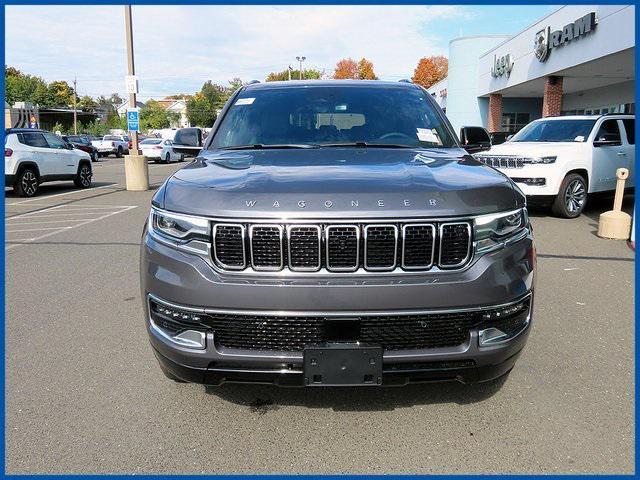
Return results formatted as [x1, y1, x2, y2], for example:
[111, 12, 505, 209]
[597, 168, 631, 239]
[124, 153, 149, 191]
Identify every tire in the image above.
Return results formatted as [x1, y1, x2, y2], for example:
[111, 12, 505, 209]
[116, 146, 123, 158]
[165, 153, 171, 164]
[13, 167, 39, 197]
[73, 163, 93, 188]
[91, 152, 98, 162]
[551, 173, 587, 218]
[179, 154, 185, 162]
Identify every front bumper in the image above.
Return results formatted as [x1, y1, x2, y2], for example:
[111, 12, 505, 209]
[141, 230, 535, 386]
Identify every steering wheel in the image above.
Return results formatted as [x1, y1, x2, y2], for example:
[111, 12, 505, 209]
[378, 132, 413, 141]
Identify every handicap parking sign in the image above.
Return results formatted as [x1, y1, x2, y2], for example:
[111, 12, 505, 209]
[127, 109, 139, 132]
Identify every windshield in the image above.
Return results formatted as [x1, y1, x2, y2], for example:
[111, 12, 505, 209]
[510, 119, 596, 143]
[104, 135, 120, 141]
[210, 85, 455, 149]
[140, 139, 162, 145]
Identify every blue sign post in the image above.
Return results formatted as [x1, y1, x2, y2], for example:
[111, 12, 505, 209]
[127, 110, 139, 132]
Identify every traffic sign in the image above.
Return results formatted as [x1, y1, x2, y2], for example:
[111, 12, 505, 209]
[125, 75, 139, 94]
[127, 109, 139, 132]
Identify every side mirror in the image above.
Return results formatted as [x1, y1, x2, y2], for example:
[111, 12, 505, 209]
[65, 142, 75, 150]
[460, 126, 491, 154]
[172, 128, 204, 157]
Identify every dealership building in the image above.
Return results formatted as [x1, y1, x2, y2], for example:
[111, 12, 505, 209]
[427, 5, 635, 135]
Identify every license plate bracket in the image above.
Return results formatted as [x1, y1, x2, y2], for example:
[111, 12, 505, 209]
[303, 343, 383, 386]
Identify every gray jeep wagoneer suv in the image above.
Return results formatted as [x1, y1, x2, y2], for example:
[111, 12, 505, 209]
[140, 80, 535, 387]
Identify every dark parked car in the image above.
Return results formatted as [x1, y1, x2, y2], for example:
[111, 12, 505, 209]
[141, 80, 535, 387]
[62, 135, 99, 162]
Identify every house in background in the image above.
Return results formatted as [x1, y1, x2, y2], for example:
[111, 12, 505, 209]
[165, 99, 190, 128]
[117, 99, 146, 117]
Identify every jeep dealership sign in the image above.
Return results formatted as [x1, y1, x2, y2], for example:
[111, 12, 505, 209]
[491, 53, 514, 77]
[534, 12, 597, 62]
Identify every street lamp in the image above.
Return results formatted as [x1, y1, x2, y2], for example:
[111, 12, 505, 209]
[296, 56, 306, 80]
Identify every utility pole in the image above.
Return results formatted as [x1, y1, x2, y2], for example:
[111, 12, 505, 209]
[122, 5, 148, 191]
[296, 56, 306, 80]
[72, 76, 77, 135]
[288, 65, 292, 81]
[124, 5, 139, 155]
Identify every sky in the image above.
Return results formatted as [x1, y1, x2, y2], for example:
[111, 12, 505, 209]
[5, 5, 557, 102]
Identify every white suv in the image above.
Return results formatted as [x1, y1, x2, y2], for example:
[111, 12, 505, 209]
[475, 115, 635, 218]
[4, 129, 93, 197]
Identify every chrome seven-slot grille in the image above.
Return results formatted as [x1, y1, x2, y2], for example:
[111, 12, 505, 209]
[476, 155, 525, 169]
[212, 221, 472, 273]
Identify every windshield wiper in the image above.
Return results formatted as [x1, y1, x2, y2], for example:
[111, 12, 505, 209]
[319, 142, 414, 148]
[220, 144, 319, 150]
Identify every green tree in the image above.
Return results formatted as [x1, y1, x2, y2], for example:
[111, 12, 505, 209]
[139, 99, 179, 130]
[5, 67, 50, 106]
[266, 68, 322, 82]
[186, 92, 216, 128]
[51, 122, 65, 134]
[85, 119, 109, 137]
[47, 80, 75, 107]
[78, 95, 98, 112]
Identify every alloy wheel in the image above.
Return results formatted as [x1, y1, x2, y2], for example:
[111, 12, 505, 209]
[79, 165, 92, 187]
[21, 171, 38, 196]
[564, 179, 586, 214]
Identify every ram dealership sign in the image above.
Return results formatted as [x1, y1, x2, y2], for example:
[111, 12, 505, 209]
[491, 53, 514, 77]
[534, 12, 597, 62]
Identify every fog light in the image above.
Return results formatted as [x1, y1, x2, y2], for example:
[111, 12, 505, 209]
[479, 327, 508, 345]
[513, 177, 546, 186]
[149, 298, 206, 349]
[478, 296, 531, 346]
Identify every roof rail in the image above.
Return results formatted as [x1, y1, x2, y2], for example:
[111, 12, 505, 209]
[601, 112, 633, 117]
[246, 80, 260, 85]
[398, 79, 412, 83]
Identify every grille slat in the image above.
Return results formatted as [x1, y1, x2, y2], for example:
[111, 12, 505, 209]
[364, 225, 398, 270]
[250, 225, 284, 270]
[212, 221, 472, 272]
[439, 223, 471, 268]
[402, 224, 435, 269]
[213, 224, 246, 269]
[288, 225, 321, 271]
[326, 225, 359, 271]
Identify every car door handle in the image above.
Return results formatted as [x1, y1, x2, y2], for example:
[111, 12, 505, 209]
[617, 152, 627, 156]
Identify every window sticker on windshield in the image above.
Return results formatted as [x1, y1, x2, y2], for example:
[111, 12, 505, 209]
[335, 104, 347, 111]
[235, 97, 255, 106]
[417, 128, 440, 144]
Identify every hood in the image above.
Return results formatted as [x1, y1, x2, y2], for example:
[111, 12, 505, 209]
[484, 141, 586, 157]
[159, 147, 519, 218]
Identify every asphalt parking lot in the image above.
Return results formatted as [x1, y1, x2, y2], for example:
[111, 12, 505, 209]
[5, 156, 634, 474]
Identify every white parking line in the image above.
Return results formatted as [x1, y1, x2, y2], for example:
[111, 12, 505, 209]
[6, 204, 137, 251]
[7, 183, 119, 205]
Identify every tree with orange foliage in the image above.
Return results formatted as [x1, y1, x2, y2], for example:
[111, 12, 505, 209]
[411, 56, 448, 89]
[333, 58, 358, 79]
[333, 57, 378, 80]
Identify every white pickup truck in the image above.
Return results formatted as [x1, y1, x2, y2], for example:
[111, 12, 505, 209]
[92, 134, 130, 158]
[474, 114, 635, 218]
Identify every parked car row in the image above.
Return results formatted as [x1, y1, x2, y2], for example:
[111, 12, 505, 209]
[459, 114, 635, 218]
[5, 128, 93, 197]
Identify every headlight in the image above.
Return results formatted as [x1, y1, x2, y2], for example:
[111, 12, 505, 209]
[149, 208, 209, 242]
[523, 156, 556, 164]
[474, 208, 528, 254]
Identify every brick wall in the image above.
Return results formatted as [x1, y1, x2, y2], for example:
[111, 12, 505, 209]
[542, 76, 563, 117]
[487, 94, 502, 132]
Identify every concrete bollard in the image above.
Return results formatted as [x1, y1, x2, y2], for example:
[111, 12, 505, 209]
[124, 154, 149, 191]
[597, 168, 631, 239]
